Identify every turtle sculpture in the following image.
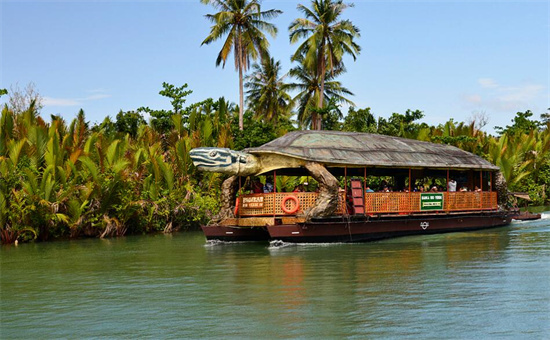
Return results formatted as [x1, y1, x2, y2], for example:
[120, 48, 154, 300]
[189, 147, 339, 223]
[190, 130, 507, 223]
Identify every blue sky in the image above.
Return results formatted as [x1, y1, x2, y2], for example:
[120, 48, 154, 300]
[1, 0, 548, 134]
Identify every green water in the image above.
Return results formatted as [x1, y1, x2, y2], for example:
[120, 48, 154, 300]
[1, 213, 549, 339]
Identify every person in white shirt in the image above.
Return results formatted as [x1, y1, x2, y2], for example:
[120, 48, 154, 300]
[448, 179, 457, 192]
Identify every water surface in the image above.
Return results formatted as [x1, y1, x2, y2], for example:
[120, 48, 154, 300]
[2, 213, 549, 338]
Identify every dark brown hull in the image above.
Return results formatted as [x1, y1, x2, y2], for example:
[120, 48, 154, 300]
[267, 212, 512, 243]
[201, 225, 270, 242]
[202, 212, 512, 242]
[511, 212, 541, 221]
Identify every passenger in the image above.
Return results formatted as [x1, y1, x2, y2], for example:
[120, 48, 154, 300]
[379, 180, 388, 192]
[263, 177, 274, 193]
[430, 186, 438, 192]
[448, 179, 457, 192]
[474, 186, 482, 192]
[365, 186, 374, 193]
[460, 187, 468, 192]
[251, 178, 263, 194]
[293, 184, 304, 192]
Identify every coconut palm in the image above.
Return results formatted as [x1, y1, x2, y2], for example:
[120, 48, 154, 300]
[245, 56, 293, 124]
[201, 0, 282, 131]
[289, 0, 360, 129]
[286, 55, 354, 129]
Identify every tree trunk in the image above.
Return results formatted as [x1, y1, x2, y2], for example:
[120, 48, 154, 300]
[316, 47, 326, 131]
[301, 162, 339, 221]
[211, 175, 239, 224]
[494, 171, 508, 208]
[238, 32, 244, 131]
[238, 64, 244, 131]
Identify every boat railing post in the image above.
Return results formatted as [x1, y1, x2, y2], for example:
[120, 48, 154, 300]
[446, 169, 450, 213]
[480, 171, 483, 210]
[408, 168, 412, 214]
[364, 167, 367, 214]
[344, 167, 348, 215]
[273, 170, 276, 218]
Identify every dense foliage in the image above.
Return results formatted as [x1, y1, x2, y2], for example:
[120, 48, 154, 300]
[2, 0, 548, 244]
[2, 82, 548, 245]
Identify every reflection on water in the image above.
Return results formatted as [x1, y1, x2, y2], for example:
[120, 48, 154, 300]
[1, 214, 549, 338]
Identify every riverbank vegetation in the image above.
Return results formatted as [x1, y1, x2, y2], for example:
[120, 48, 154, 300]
[2, 0, 548, 244]
[1, 84, 548, 244]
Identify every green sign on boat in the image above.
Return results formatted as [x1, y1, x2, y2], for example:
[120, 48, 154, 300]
[420, 193, 444, 211]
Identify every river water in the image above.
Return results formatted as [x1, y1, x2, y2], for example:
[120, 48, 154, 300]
[1, 212, 549, 339]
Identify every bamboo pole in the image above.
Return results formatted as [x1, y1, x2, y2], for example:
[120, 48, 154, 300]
[344, 167, 348, 215]
[364, 167, 368, 214]
[409, 168, 412, 213]
[273, 170, 276, 218]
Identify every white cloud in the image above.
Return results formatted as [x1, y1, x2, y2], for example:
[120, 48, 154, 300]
[478, 78, 499, 88]
[86, 94, 111, 100]
[463, 94, 482, 104]
[462, 79, 546, 113]
[496, 84, 544, 102]
[43, 91, 111, 107]
[43, 97, 81, 106]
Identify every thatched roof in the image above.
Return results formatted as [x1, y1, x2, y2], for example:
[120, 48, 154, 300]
[246, 131, 500, 171]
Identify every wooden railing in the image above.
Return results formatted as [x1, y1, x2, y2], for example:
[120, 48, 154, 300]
[364, 191, 497, 214]
[237, 192, 345, 217]
[237, 191, 498, 217]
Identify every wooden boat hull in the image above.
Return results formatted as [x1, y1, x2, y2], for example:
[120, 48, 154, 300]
[201, 225, 270, 242]
[511, 212, 542, 221]
[267, 212, 512, 243]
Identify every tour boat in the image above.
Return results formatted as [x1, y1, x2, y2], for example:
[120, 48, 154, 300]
[191, 131, 512, 243]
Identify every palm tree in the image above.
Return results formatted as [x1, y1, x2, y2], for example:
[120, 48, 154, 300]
[289, 0, 360, 130]
[286, 55, 354, 129]
[201, 0, 282, 131]
[245, 56, 293, 124]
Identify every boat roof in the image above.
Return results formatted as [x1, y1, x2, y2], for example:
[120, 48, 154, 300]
[246, 130, 500, 171]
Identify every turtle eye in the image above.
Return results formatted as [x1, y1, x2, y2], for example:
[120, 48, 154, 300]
[239, 156, 247, 164]
[209, 150, 217, 157]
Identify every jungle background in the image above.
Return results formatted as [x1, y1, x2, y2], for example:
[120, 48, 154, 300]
[1, 83, 548, 244]
[1, 0, 548, 244]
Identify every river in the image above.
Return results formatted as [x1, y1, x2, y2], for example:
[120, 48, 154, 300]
[1, 212, 549, 339]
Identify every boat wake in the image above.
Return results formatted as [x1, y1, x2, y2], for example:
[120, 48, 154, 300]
[268, 240, 295, 249]
[540, 212, 550, 220]
[268, 240, 353, 249]
[204, 239, 250, 247]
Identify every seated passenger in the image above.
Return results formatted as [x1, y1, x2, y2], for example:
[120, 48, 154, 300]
[293, 184, 304, 192]
[263, 180, 274, 193]
[365, 186, 374, 193]
[251, 178, 263, 194]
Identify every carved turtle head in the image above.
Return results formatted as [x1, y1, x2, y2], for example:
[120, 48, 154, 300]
[189, 147, 261, 176]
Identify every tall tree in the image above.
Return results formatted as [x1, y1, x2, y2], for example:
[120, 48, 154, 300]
[289, 0, 360, 129]
[286, 55, 354, 129]
[245, 56, 293, 124]
[201, 0, 282, 131]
